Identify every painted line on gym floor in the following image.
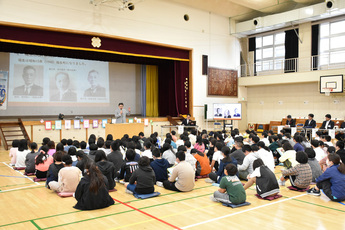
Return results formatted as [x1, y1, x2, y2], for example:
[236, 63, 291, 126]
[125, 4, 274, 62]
[42, 209, 135, 230]
[42, 192, 213, 229]
[109, 203, 219, 230]
[113, 198, 182, 230]
[180, 194, 307, 229]
[30, 220, 43, 230]
[2, 162, 40, 185]
[0, 184, 43, 193]
[0, 174, 28, 178]
[339, 202, 345, 206]
[0, 185, 214, 228]
[285, 196, 345, 212]
[0, 182, 34, 188]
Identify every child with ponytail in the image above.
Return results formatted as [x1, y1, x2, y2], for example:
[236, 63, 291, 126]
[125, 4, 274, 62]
[35, 145, 54, 178]
[74, 161, 114, 210]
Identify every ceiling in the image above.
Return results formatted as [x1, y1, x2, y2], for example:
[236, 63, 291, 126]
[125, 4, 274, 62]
[170, 0, 325, 22]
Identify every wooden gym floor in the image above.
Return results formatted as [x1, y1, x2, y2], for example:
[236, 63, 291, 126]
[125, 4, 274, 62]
[0, 147, 344, 230]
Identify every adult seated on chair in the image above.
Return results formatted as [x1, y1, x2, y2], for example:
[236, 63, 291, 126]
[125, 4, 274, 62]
[320, 114, 335, 130]
[163, 151, 195, 192]
[181, 114, 195, 126]
[285, 115, 296, 127]
[304, 113, 316, 128]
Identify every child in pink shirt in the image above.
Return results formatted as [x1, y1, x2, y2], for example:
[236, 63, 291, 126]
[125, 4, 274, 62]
[35, 146, 54, 178]
[9, 140, 19, 166]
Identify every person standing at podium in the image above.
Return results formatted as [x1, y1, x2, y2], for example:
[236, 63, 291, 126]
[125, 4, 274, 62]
[115, 102, 130, 123]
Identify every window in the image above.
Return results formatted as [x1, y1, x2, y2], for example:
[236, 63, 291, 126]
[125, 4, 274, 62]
[319, 19, 345, 65]
[255, 32, 285, 72]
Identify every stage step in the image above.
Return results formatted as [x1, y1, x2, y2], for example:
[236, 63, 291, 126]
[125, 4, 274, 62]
[0, 119, 30, 150]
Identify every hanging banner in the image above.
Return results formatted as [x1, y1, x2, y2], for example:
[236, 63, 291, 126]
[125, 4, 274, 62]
[83, 119, 89, 129]
[55, 120, 62, 130]
[0, 71, 8, 110]
[65, 120, 71, 129]
[45, 121, 52, 130]
[74, 120, 80, 129]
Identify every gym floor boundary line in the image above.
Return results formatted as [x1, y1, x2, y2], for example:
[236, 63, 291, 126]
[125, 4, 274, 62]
[180, 194, 308, 229]
[109, 203, 219, 230]
[286, 196, 345, 212]
[0, 182, 34, 188]
[0, 187, 214, 228]
[35, 192, 213, 229]
[2, 162, 40, 185]
[113, 198, 182, 230]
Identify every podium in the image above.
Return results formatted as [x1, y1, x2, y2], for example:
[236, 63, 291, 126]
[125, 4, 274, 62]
[105, 123, 144, 140]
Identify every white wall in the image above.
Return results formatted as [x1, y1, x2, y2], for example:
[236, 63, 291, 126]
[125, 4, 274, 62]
[0, 0, 241, 130]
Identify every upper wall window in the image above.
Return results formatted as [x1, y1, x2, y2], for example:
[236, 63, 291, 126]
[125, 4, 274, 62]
[255, 32, 285, 72]
[320, 19, 345, 65]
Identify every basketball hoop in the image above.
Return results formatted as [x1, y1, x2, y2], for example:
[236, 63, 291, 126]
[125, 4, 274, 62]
[323, 87, 333, 96]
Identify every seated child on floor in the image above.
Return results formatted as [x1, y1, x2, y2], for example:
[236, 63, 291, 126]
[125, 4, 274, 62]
[208, 146, 237, 183]
[305, 148, 322, 182]
[74, 161, 114, 210]
[125, 156, 156, 195]
[118, 149, 139, 182]
[211, 163, 246, 204]
[150, 148, 170, 182]
[46, 151, 64, 186]
[25, 142, 39, 174]
[243, 159, 280, 198]
[15, 139, 31, 168]
[280, 151, 312, 190]
[307, 153, 345, 201]
[95, 150, 116, 190]
[9, 139, 19, 166]
[191, 149, 211, 176]
[48, 154, 82, 193]
[35, 146, 54, 178]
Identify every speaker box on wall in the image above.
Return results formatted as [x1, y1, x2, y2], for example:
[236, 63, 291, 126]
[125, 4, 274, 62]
[202, 55, 208, 75]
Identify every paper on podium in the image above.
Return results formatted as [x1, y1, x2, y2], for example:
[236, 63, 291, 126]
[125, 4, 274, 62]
[291, 127, 297, 136]
[329, 129, 335, 139]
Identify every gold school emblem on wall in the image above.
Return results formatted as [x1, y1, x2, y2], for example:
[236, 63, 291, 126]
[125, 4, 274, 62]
[91, 37, 101, 48]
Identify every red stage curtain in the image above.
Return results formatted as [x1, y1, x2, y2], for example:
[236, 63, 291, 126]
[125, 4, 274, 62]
[158, 61, 189, 117]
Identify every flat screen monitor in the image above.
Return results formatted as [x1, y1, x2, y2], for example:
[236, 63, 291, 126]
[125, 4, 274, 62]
[213, 103, 242, 120]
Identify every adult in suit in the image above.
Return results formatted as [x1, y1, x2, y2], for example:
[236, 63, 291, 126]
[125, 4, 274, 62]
[320, 114, 335, 130]
[182, 114, 195, 126]
[13, 65, 43, 96]
[304, 113, 316, 128]
[83, 70, 106, 97]
[50, 72, 77, 101]
[114, 103, 130, 123]
[285, 115, 296, 127]
[214, 108, 222, 117]
[223, 110, 231, 118]
[233, 108, 241, 117]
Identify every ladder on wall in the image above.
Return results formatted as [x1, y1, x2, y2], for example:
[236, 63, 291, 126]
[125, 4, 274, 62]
[0, 119, 30, 150]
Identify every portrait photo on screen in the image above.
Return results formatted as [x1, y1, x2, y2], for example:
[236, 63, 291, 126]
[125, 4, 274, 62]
[84, 69, 106, 97]
[12, 64, 44, 97]
[213, 103, 242, 120]
[50, 71, 77, 102]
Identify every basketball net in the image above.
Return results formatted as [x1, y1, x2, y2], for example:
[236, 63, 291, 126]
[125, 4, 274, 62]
[323, 88, 333, 96]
